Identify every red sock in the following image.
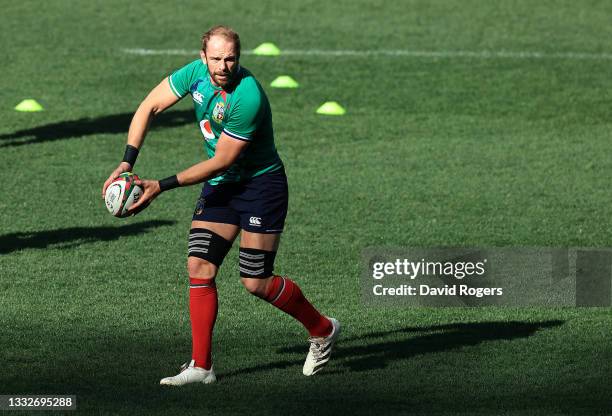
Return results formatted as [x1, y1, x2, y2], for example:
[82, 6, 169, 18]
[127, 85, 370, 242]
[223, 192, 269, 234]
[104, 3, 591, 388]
[189, 277, 217, 370]
[264, 276, 332, 337]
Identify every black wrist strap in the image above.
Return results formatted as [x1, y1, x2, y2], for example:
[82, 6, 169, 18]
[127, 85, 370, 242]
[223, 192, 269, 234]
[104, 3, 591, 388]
[122, 145, 139, 167]
[159, 175, 180, 193]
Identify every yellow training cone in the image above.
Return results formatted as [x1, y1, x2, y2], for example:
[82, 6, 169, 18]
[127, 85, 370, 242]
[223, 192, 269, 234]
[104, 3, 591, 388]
[270, 75, 299, 88]
[316, 101, 346, 115]
[15, 99, 44, 112]
[253, 42, 281, 56]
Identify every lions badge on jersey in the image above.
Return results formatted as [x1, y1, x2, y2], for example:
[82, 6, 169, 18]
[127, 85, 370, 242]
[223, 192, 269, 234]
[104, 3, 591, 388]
[212, 101, 225, 124]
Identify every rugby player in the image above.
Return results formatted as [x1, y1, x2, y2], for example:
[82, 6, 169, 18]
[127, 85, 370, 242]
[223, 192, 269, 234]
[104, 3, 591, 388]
[102, 25, 340, 385]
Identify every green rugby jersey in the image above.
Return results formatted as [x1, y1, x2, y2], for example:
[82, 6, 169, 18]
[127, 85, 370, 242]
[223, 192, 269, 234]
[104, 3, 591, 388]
[168, 59, 283, 185]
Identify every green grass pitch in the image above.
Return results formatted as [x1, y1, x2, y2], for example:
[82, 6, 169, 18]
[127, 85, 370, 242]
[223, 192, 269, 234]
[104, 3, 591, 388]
[1, 1, 611, 415]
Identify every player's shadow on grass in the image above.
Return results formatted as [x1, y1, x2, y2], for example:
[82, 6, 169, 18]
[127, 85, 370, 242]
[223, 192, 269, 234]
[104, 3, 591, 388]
[0, 220, 176, 254]
[0, 109, 194, 148]
[224, 320, 564, 377]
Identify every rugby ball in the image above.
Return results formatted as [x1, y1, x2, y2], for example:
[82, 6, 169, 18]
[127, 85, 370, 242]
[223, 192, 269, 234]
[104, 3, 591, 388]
[104, 172, 143, 217]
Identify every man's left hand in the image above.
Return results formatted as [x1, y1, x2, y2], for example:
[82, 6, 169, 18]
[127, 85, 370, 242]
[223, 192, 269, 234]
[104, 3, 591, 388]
[128, 179, 161, 215]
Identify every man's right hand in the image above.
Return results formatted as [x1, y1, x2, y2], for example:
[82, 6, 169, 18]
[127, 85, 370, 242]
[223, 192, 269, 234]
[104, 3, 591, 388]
[101, 78, 180, 199]
[102, 161, 132, 198]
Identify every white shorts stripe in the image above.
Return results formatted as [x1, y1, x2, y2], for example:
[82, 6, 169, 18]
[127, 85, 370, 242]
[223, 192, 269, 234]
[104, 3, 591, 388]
[189, 248, 209, 254]
[189, 241, 210, 247]
[190, 233, 212, 238]
[239, 252, 265, 260]
[239, 259, 265, 268]
[239, 266, 265, 275]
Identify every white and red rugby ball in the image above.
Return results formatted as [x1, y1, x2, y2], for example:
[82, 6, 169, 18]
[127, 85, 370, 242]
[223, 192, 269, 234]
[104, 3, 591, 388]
[104, 172, 143, 218]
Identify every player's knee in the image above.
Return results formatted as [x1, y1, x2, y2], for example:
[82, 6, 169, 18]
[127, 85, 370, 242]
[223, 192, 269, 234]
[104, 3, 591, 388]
[187, 257, 218, 280]
[240, 276, 272, 298]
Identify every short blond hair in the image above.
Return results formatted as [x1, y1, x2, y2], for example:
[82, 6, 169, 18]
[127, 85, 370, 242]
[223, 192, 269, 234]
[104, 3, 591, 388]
[201, 25, 241, 58]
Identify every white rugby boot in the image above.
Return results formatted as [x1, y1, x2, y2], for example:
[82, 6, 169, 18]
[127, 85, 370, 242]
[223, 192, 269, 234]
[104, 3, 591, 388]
[159, 360, 216, 386]
[303, 317, 341, 376]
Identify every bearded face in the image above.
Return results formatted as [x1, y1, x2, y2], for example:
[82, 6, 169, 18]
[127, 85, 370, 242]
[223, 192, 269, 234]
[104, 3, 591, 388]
[201, 35, 239, 88]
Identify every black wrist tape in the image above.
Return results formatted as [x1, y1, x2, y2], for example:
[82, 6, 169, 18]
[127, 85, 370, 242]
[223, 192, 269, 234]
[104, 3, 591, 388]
[122, 145, 139, 167]
[158, 175, 180, 192]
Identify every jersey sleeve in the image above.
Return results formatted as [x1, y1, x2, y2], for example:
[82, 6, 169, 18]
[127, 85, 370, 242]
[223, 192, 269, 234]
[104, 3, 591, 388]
[167, 59, 202, 98]
[222, 85, 262, 142]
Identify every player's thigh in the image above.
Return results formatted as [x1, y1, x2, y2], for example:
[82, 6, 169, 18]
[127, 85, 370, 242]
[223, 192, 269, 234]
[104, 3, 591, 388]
[240, 231, 281, 251]
[188, 221, 240, 278]
[235, 169, 288, 290]
[191, 220, 240, 241]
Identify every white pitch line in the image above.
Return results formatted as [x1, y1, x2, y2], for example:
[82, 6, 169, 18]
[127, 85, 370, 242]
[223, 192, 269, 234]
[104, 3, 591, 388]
[121, 47, 612, 60]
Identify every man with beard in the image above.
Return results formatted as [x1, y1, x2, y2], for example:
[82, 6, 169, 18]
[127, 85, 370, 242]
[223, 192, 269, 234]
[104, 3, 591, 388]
[102, 25, 340, 385]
